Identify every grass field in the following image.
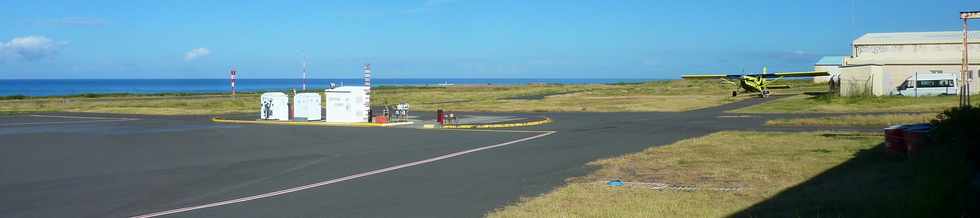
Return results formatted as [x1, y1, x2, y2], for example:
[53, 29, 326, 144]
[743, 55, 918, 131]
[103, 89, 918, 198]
[0, 80, 825, 115]
[732, 94, 980, 114]
[766, 113, 938, 127]
[488, 131, 971, 217]
[371, 80, 745, 112]
[0, 94, 258, 115]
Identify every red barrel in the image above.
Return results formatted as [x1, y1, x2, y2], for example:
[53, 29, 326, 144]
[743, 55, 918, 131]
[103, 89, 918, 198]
[902, 124, 932, 158]
[883, 125, 906, 154]
[373, 115, 388, 124]
[436, 109, 445, 125]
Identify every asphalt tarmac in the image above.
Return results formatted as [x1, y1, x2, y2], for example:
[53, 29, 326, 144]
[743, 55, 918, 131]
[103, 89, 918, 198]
[0, 98, 877, 217]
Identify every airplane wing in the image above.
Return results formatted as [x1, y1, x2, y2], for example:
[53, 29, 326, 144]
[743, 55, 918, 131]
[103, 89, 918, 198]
[774, 71, 830, 77]
[681, 74, 741, 79]
[767, 85, 792, 89]
[753, 71, 829, 78]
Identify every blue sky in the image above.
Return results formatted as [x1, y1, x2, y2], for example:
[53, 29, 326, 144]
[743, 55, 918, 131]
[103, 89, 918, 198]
[0, 0, 975, 79]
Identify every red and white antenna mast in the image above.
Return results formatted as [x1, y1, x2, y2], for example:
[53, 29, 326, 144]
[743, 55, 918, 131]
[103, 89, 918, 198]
[230, 67, 237, 96]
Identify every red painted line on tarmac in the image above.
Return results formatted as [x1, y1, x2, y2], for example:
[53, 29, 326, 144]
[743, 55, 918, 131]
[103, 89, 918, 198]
[130, 130, 556, 218]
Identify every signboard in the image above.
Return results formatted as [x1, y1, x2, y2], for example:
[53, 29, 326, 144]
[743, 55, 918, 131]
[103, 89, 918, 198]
[324, 86, 370, 123]
[963, 11, 980, 19]
[260, 92, 289, 121]
[293, 93, 322, 121]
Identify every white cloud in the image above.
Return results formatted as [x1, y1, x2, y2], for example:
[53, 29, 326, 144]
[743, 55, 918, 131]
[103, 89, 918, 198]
[0, 35, 66, 62]
[183, 48, 211, 61]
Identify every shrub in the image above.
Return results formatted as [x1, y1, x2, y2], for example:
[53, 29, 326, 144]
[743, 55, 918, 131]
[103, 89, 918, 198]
[930, 105, 980, 148]
[927, 105, 980, 216]
[0, 95, 28, 100]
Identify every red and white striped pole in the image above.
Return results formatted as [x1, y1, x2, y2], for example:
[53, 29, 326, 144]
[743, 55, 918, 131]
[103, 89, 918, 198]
[230, 67, 237, 96]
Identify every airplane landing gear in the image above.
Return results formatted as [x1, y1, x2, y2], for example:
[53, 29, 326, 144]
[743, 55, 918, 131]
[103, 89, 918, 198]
[761, 90, 771, 98]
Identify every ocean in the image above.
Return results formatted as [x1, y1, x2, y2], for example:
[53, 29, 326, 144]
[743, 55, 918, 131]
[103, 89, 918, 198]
[0, 78, 661, 96]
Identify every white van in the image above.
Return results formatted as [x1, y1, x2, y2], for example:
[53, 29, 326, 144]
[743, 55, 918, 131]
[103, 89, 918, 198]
[895, 73, 958, 96]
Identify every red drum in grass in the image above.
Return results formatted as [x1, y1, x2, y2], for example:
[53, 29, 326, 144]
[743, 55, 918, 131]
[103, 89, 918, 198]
[884, 125, 907, 154]
[902, 124, 932, 158]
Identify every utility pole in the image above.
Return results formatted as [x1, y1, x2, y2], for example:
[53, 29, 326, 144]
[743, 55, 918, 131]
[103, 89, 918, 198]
[960, 11, 980, 106]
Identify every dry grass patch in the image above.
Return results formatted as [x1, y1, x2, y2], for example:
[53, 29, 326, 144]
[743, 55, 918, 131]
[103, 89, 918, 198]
[0, 79, 825, 114]
[733, 94, 980, 114]
[766, 113, 938, 127]
[369, 80, 807, 112]
[488, 131, 894, 218]
[426, 94, 741, 112]
[370, 80, 745, 112]
[0, 94, 257, 115]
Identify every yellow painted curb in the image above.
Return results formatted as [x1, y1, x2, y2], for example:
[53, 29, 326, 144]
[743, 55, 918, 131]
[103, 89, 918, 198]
[442, 117, 552, 129]
[211, 117, 386, 127]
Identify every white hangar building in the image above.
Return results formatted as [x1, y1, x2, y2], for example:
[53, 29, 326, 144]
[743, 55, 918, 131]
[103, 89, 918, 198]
[832, 31, 980, 96]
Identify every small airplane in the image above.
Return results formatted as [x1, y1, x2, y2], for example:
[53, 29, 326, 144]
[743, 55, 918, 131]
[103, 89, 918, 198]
[681, 67, 829, 98]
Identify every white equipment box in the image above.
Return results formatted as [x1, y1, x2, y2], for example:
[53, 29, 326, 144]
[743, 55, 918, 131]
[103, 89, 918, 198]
[293, 93, 322, 121]
[324, 86, 370, 123]
[259, 92, 289, 121]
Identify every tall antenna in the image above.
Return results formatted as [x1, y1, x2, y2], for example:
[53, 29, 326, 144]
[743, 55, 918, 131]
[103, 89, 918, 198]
[363, 63, 372, 88]
[362, 64, 372, 120]
[230, 66, 237, 96]
[301, 54, 308, 91]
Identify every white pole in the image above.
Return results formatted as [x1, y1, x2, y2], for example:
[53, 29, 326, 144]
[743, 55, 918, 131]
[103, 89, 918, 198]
[302, 56, 308, 91]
